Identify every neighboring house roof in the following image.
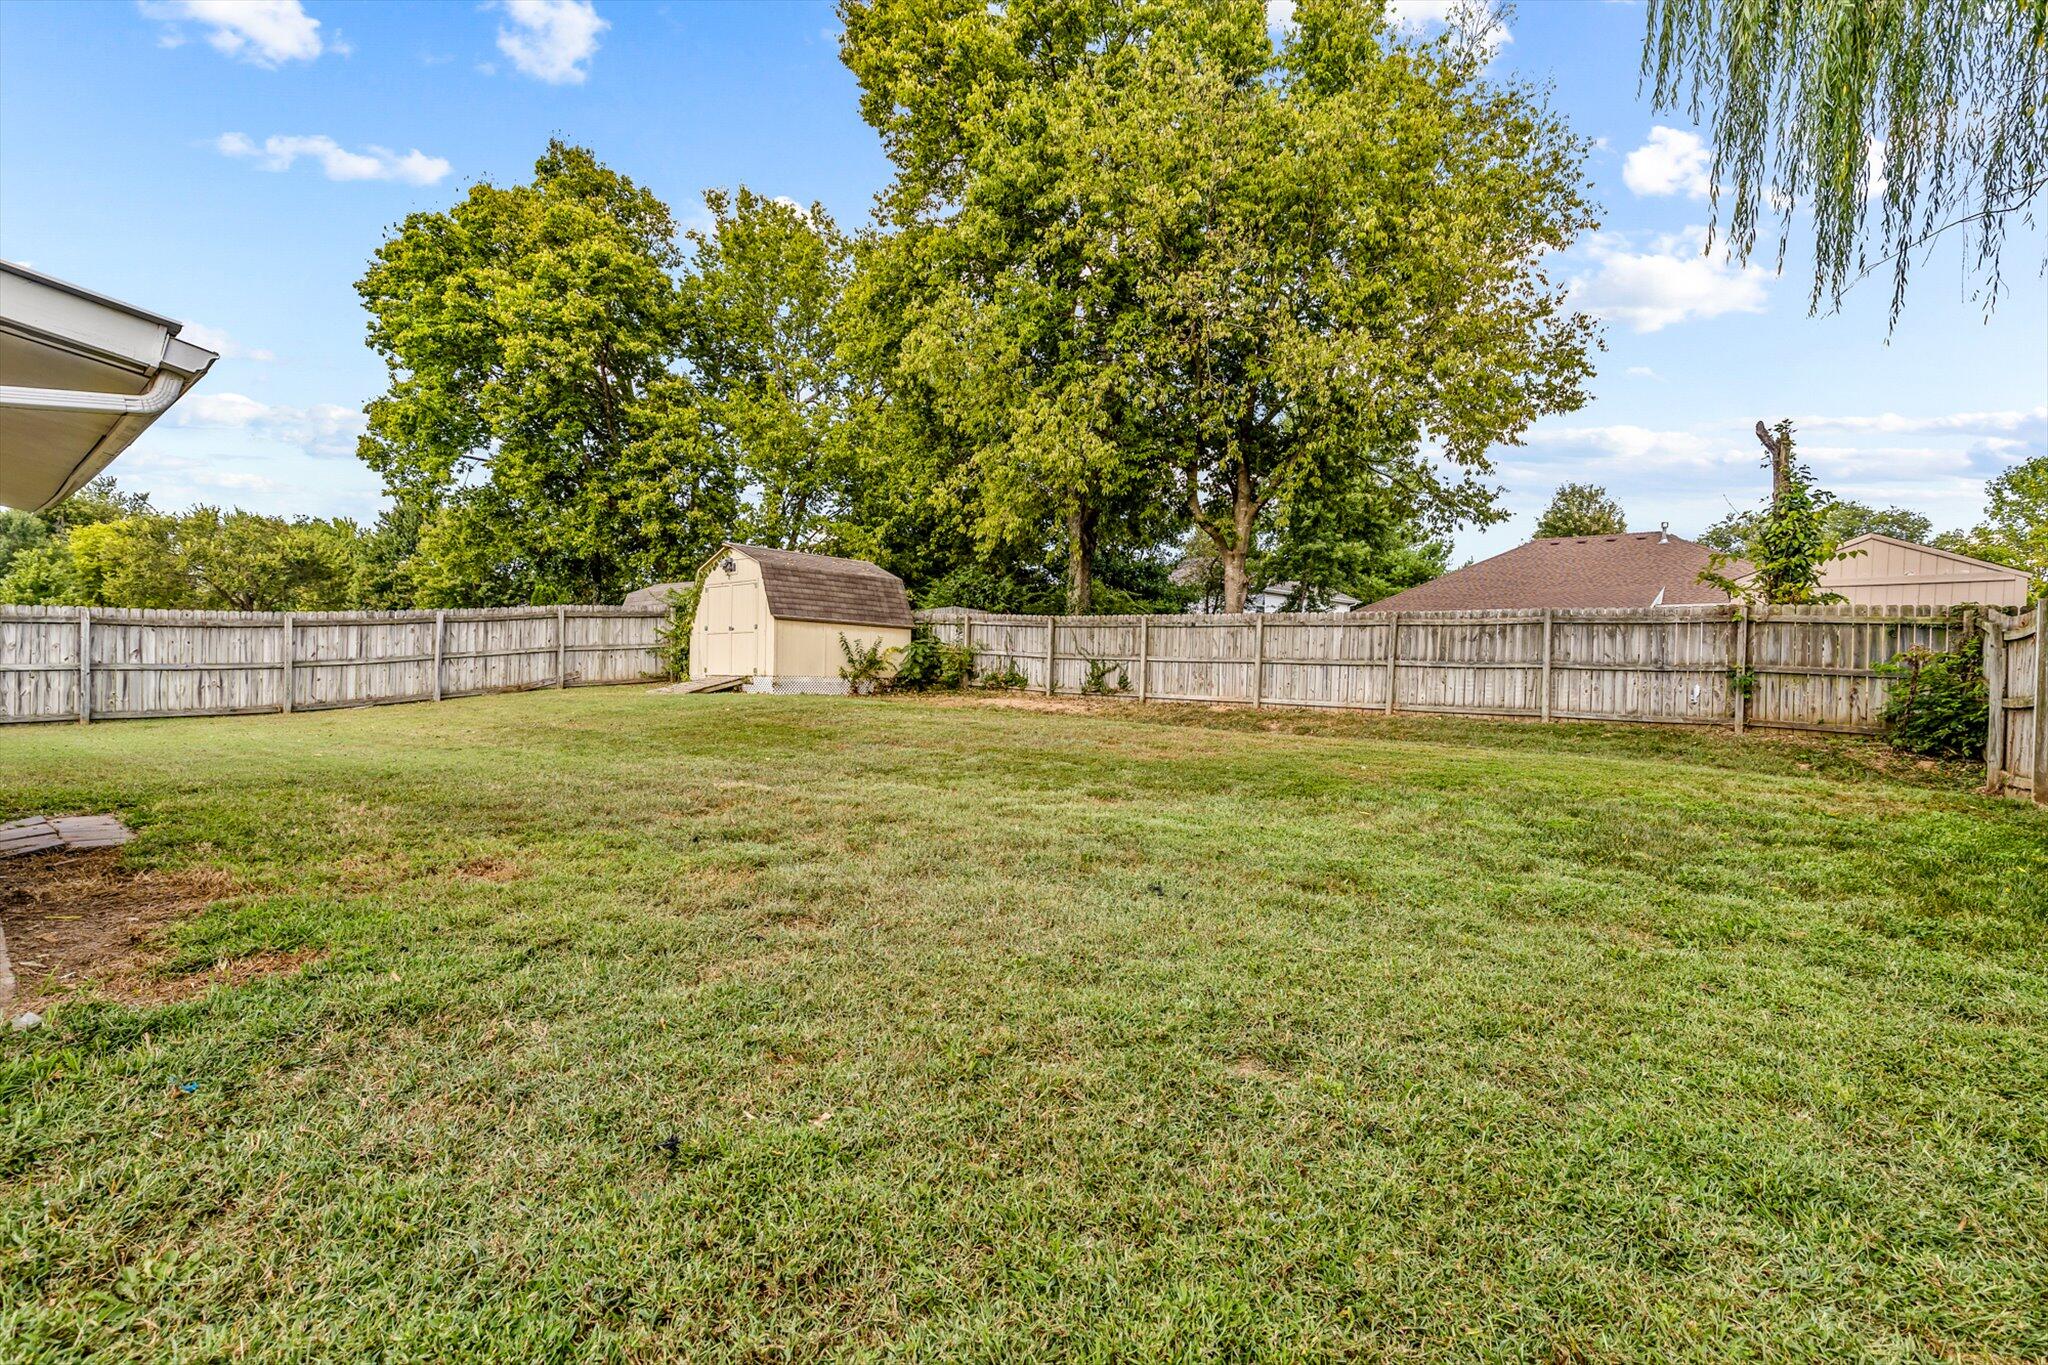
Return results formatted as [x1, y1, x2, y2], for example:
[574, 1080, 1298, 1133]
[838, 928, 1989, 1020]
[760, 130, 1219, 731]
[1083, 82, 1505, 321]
[0, 260, 219, 511]
[1254, 580, 1361, 609]
[1366, 532, 1744, 611]
[702, 543, 914, 628]
[622, 582, 689, 610]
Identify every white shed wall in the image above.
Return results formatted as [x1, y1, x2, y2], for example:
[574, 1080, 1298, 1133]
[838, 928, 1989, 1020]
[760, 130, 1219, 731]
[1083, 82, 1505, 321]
[1820, 536, 2029, 609]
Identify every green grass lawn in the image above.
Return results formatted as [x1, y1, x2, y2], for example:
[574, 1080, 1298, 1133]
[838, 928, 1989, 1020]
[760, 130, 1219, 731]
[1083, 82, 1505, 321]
[2, 689, 2044, 1362]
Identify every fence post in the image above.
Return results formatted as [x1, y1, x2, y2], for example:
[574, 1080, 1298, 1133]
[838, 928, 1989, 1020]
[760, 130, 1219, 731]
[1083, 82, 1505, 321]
[2033, 606, 2047, 805]
[432, 610, 445, 702]
[1734, 605, 1750, 734]
[556, 606, 568, 688]
[1540, 609, 1553, 722]
[280, 613, 295, 714]
[1136, 615, 1149, 703]
[1045, 615, 1057, 695]
[962, 615, 974, 678]
[77, 607, 91, 724]
[1383, 612, 1399, 715]
[1982, 611, 2007, 794]
[1251, 614, 1265, 708]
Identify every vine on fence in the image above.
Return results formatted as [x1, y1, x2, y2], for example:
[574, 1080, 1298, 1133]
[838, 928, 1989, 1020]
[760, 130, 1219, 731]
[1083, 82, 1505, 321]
[654, 585, 700, 680]
[1081, 657, 1130, 695]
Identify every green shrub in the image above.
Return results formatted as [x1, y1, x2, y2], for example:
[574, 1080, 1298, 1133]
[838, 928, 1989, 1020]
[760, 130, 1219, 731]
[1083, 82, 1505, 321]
[1879, 637, 1988, 759]
[838, 634, 897, 696]
[978, 662, 1029, 690]
[891, 630, 977, 691]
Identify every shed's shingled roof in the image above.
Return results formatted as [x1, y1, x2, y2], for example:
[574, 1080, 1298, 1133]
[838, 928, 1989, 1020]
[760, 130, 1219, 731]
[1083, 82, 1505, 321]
[726, 544, 913, 628]
[1365, 533, 1746, 611]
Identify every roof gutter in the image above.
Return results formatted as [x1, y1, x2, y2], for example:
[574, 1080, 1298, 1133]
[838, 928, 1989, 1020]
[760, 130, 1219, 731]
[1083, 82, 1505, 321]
[0, 368, 190, 415]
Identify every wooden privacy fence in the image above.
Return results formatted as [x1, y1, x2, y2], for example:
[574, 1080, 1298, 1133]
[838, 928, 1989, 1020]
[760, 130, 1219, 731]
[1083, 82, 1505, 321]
[1984, 604, 2042, 802]
[923, 603, 1977, 737]
[0, 605, 668, 725]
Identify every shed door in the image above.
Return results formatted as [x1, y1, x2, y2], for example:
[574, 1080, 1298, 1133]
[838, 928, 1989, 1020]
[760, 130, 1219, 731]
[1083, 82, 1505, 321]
[699, 578, 763, 677]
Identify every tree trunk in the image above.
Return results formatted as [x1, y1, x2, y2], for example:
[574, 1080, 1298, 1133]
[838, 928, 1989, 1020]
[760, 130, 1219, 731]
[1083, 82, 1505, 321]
[1220, 545, 1248, 613]
[1065, 503, 1097, 615]
[1217, 462, 1258, 614]
[1758, 419, 1792, 507]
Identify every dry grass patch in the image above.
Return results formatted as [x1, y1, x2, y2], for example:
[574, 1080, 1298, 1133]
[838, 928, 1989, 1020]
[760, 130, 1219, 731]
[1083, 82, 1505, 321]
[455, 856, 526, 883]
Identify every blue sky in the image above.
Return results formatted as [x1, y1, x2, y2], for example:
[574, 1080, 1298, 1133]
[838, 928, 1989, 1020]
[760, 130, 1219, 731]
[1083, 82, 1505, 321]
[3, 0, 2042, 562]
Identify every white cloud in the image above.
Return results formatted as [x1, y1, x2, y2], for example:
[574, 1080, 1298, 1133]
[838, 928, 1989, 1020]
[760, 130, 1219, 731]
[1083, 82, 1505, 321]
[1622, 126, 1711, 198]
[1624, 365, 1662, 380]
[1570, 227, 1771, 332]
[178, 323, 275, 364]
[216, 133, 452, 186]
[1799, 407, 2046, 438]
[139, 0, 325, 67]
[119, 451, 297, 498]
[1265, 0, 1295, 30]
[176, 392, 367, 458]
[494, 0, 607, 84]
[1521, 424, 1749, 474]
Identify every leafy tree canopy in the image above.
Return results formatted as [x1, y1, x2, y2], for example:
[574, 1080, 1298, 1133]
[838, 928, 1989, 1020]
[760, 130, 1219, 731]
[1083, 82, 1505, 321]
[0, 509, 51, 581]
[680, 187, 864, 553]
[356, 141, 737, 606]
[0, 502, 363, 611]
[1642, 0, 2047, 323]
[841, 0, 1598, 611]
[1533, 483, 1629, 539]
[1699, 498, 1934, 555]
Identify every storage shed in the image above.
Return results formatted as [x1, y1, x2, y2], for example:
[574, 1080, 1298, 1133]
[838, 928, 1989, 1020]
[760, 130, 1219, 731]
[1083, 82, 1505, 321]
[1779, 533, 2033, 609]
[688, 544, 913, 693]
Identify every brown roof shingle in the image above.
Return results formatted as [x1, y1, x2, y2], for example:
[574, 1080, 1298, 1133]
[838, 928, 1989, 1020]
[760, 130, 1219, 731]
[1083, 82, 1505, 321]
[1365, 533, 1746, 611]
[726, 544, 913, 628]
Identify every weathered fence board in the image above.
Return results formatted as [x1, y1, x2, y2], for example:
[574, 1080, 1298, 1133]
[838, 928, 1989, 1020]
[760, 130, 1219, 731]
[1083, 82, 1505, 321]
[0, 605, 667, 726]
[1985, 604, 2040, 801]
[925, 604, 2005, 755]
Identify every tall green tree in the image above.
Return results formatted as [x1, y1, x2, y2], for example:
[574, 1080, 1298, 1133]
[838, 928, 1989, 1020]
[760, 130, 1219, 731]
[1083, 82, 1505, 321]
[842, 0, 1177, 612]
[1534, 483, 1629, 538]
[843, 0, 1597, 613]
[1642, 0, 2047, 323]
[356, 141, 738, 605]
[680, 188, 862, 552]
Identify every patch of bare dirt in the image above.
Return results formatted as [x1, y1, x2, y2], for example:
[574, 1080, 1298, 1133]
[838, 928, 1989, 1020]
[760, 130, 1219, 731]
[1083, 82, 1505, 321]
[455, 856, 526, 883]
[0, 849, 288, 1013]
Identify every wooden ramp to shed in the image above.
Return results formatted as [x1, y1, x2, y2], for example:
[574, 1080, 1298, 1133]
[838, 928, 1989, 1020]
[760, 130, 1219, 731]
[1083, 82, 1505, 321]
[653, 675, 746, 695]
[0, 815, 135, 859]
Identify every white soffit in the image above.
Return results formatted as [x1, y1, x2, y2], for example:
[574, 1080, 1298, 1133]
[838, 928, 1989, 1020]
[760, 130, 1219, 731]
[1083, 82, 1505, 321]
[0, 260, 220, 511]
